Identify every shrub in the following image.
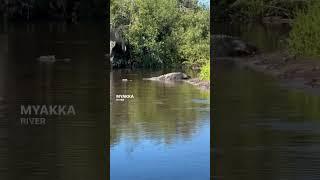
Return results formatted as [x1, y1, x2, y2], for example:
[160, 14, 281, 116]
[289, 1, 320, 57]
[126, 0, 181, 67]
[111, 0, 210, 69]
[176, 8, 210, 68]
[229, 0, 308, 20]
[199, 62, 210, 80]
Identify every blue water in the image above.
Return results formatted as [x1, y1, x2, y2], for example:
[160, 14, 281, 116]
[111, 124, 210, 180]
[110, 70, 210, 180]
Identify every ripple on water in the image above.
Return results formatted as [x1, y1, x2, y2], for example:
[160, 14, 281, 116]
[192, 98, 210, 105]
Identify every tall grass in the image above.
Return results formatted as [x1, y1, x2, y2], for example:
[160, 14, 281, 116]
[229, 0, 308, 20]
[230, 0, 266, 19]
[289, 0, 320, 57]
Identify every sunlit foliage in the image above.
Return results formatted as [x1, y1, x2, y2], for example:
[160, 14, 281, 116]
[111, 0, 210, 74]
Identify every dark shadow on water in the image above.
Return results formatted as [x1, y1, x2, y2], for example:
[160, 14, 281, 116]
[214, 31, 320, 179]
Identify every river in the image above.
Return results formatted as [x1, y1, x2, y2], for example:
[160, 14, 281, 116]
[0, 21, 107, 180]
[1, 20, 314, 180]
[214, 22, 320, 179]
[110, 69, 210, 180]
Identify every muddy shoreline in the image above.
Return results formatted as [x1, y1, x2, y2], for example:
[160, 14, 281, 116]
[220, 50, 320, 95]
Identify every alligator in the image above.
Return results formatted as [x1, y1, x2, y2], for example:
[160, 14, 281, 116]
[143, 72, 190, 81]
[213, 34, 258, 57]
[143, 72, 210, 90]
[37, 55, 71, 63]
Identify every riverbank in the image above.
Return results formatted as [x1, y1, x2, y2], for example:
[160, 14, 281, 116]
[224, 50, 320, 94]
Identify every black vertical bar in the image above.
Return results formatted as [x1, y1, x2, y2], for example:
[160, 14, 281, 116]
[106, 0, 110, 179]
[210, 0, 215, 179]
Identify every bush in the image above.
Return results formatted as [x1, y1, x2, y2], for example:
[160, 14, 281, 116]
[176, 8, 210, 68]
[110, 0, 133, 29]
[289, 1, 320, 57]
[230, 0, 266, 19]
[111, 0, 210, 69]
[199, 62, 210, 80]
[126, 0, 181, 67]
[228, 0, 308, 20]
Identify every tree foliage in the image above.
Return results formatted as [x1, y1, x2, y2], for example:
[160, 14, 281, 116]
[199, 62, 210, 80]
[176, 8, 209, 68]
[111, 0, 210, 70]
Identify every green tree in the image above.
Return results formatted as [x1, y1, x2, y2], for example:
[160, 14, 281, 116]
[110, 0, 133, 29]
[125, 0, 181, 67]
[175, 7, 210, 68]
[111, 0, 210, 75]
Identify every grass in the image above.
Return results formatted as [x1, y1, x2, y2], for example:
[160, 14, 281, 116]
[289, 0, 320, 57]
[228, 0, 308, 20]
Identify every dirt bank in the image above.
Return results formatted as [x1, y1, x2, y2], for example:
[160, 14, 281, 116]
[223, 50, 320, 94]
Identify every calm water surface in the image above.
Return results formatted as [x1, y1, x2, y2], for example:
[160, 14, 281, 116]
[214, 23, 320, 179]
[110, 69, 210, 180]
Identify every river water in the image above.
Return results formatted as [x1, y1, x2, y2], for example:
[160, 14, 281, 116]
[0, 22, 107, 180]
[214, 23, 320, 179]
[2, 20, 316, 180]
[110, 69, 210, 180]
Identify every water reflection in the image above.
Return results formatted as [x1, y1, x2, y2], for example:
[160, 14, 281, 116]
[110, 69, 210, 180]
[214, 53, 320, 180]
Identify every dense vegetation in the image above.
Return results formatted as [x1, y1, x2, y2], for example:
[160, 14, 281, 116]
[213, 0, 309, 21]
[289, 0, 320, 57]
[111, 0, 210, 80]
[199, 62, 210, 80]
[214, 0, 320, 58]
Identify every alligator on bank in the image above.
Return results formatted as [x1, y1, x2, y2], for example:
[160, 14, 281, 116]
[110, 34, 258, 68]
[213, 34, 258, 57]
[143, 72, 210, 91]
[37, 55, 71, 63]
[143, 72, 190, 81]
